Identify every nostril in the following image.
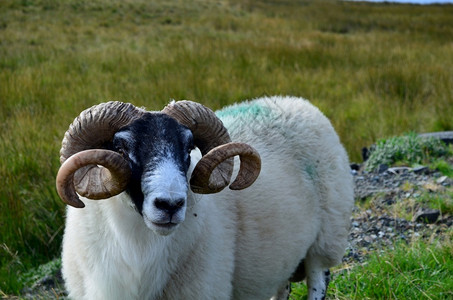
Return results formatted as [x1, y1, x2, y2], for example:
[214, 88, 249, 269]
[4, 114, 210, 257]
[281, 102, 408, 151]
[154, 198, 185, 214]
[154, 198, 171, 211]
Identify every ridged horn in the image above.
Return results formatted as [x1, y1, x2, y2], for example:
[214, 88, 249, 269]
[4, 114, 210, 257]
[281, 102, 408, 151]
[57, 102, 146, 207]
[56, 150, 131, 208]
[190, 143, 261, 193]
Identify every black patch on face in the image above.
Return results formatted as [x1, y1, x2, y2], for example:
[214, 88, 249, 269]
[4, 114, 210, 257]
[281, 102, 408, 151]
[111, 113, 194, 213]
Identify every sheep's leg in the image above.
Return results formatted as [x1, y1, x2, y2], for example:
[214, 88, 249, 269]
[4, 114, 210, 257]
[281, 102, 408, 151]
[270, 282, 291, 300]
[305, 260, 331, 300]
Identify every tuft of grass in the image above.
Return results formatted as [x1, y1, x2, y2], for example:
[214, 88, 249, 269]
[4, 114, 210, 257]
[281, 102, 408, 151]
[291, 238, 453, 300]
[365, 133, 451, 172]
[431, 159, 453, 178]
[417, 191, 453, 216]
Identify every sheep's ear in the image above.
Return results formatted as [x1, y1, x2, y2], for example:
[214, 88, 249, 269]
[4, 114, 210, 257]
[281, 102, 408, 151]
[190, 142, 261, 194]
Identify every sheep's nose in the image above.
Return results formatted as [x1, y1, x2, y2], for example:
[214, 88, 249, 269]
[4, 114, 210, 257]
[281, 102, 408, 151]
[154, 198, 185, 216]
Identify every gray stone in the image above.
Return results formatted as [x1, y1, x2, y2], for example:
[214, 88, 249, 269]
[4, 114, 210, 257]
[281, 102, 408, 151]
[413, 209, 441, 224]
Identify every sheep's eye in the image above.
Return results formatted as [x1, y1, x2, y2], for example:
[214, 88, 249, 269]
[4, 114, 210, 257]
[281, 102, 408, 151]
[118, 148, 126, 157]
[186, 144, 195, 158]
[113, 137, 129, 158]
[116, 144, 129, 159]
[113, 131, 132, 158]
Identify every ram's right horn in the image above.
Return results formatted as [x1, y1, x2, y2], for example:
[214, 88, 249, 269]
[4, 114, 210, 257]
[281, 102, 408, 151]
[56, 149, 131, 208]
[57, 101, 146, 208]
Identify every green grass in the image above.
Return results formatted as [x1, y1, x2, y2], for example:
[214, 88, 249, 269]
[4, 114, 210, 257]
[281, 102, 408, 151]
[1, 0, 453, 295]
[423, 192, 453, 216]
[431, 159, 453, 178]
[291, 238, 453, 299]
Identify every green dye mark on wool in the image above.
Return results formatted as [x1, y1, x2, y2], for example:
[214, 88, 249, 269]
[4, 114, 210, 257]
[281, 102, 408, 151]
[216, 102, 273, 120]
[304, 163, 318, 182]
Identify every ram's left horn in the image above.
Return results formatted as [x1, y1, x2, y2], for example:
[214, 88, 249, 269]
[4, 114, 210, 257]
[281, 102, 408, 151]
[190, 142, 261, 194]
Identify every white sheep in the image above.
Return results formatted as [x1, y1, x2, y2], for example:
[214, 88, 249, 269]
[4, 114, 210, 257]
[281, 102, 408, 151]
[56, 96, 354, 300]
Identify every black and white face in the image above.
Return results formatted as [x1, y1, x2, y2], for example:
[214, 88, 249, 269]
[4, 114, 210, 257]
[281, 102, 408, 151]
[112, 113, 194, 235]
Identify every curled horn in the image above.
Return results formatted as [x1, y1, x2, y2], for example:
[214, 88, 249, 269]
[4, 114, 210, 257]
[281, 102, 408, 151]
[190, 143, 261, 192]
[56, 102, 146, 207]
[56, 150, 131, 208]
[162, 101, 261, 193]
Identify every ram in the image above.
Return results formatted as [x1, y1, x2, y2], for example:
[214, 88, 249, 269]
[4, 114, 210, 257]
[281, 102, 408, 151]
[56, 96, 353, 300]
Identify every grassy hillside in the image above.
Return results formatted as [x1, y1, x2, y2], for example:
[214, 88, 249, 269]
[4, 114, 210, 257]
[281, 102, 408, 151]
[1, 0, 452, 295]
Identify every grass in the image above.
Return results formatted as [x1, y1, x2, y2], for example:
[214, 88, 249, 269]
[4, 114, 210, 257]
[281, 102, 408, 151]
[1, 0, 453, 296]
[431, 159, 453, 178]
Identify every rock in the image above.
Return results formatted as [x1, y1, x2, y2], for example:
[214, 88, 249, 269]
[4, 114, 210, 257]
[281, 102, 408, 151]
[350, 163, 361, 171]
[418, 131, 453, 145]
[412, 209, 441, 224]
[436, 176, 448, 184]
[387, 167, 411, 175]
[378, 164, 389, 173]
[423, 182, 443, 193]
[413, 166, 429, 174]
[364, 236, 373, 243]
